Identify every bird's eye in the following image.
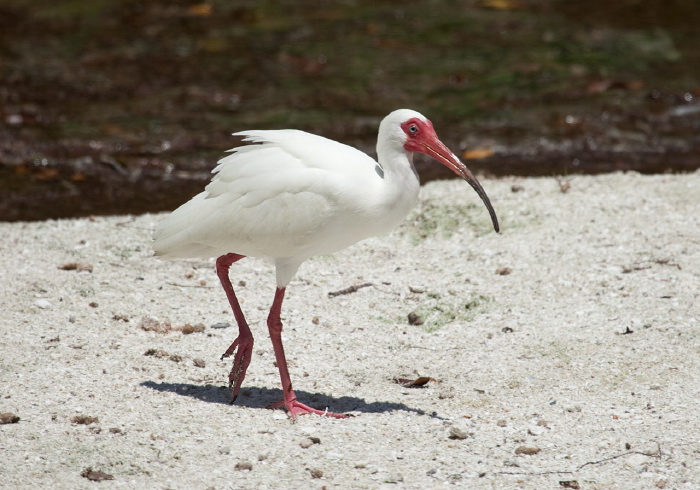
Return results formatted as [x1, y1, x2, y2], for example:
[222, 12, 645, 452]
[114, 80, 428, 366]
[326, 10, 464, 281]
[409, 125, 418, 134]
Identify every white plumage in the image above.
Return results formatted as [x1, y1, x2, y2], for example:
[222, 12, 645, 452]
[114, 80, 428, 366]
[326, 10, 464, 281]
[153, 109, 498, 418]
[154, 109, 426, 286]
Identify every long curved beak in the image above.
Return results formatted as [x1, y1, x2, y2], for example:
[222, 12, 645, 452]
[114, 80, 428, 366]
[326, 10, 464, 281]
[421, 139, 500, 233]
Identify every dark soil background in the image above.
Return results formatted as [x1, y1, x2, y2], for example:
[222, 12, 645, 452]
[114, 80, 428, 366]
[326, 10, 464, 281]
[1, 0, 699, 221]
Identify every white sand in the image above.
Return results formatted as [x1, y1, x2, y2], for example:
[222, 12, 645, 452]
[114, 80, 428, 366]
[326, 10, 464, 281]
[1, 172, 698, 489]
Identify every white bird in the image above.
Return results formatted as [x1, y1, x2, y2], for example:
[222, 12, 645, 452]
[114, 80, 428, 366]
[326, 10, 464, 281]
[153, 109, 499, 418]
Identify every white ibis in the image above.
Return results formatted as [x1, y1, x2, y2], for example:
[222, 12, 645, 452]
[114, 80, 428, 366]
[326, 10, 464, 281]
[153, 109, 499, 418]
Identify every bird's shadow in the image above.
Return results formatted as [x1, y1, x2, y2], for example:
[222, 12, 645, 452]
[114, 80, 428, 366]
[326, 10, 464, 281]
[140, 380, 436, 418]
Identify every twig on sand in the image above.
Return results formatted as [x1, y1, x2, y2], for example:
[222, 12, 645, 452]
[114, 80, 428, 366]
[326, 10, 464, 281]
[328, 282, 373, 297]
[576, 445, 663, 471]
[493, 444, 663, 478]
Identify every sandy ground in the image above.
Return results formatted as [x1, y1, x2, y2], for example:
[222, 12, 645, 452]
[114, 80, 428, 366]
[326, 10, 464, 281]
[1, 171, 699, 489]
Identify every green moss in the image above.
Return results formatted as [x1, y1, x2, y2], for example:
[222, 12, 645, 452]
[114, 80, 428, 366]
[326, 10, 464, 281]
[412, 293, 493, 332]
[403, 199, 492, 243]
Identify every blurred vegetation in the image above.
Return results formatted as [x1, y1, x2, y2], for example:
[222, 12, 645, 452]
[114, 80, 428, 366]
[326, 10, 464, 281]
[1, 0, 698, 220]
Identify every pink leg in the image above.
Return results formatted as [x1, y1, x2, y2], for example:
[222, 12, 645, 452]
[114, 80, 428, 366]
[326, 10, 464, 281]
[216, 253, 254, 403]
[266, 287, 346, 419]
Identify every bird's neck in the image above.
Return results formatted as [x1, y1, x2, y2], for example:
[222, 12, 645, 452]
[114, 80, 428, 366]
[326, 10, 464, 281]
[372, 145, 421, 228]
[376, 142, 419, 185]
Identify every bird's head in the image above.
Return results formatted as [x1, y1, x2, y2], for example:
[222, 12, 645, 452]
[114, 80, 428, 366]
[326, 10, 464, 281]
[383, 109, 500, 233]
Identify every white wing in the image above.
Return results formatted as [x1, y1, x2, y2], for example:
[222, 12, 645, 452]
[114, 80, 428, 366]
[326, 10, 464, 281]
[152, 130, 385, 260]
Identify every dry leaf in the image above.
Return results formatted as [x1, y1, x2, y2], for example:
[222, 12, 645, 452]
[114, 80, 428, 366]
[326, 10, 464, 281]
[478, 0, 522, 10]
[81, 467, 114, 482]
[394, 376, 435, 388]
[35, 168, 59, 181]
[187, 3, 212, 16]
[462, 148, 494, 160]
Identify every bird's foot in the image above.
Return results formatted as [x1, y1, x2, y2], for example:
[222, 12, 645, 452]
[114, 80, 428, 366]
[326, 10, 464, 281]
[268, 393, 346, 419]
[220, 334, 254, 403]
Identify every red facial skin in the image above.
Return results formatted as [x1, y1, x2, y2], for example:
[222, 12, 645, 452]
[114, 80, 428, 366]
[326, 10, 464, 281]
[400, 117, 500, 233]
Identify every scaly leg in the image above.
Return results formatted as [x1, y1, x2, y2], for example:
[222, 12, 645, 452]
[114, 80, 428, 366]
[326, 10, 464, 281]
[266, 287, 345, 419]
[216, 253, 253, 403]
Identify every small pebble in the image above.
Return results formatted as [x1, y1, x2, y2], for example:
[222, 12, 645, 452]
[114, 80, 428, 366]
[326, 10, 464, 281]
[528, 425, 546, 436]
[448, 425, 470, 440]
[309, 468, 323, 479]
[180, 323, 205, 334]
[72, 415, 99, 425]
[144, 348, 169, 358]
[218, 446, 231, 455]
[193, 358, 206, 368]
[514, 446, 540, 455]
[210, 322, 231, 329]
[235, 461, 253, 471]
[559, 481, 580, 489]
[299, 437, 321, 449]
[35, 299, 52, 309]
[383, 473, 404, 483]
[0, 412, 20, 424]
[407, 311, 424, 326]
